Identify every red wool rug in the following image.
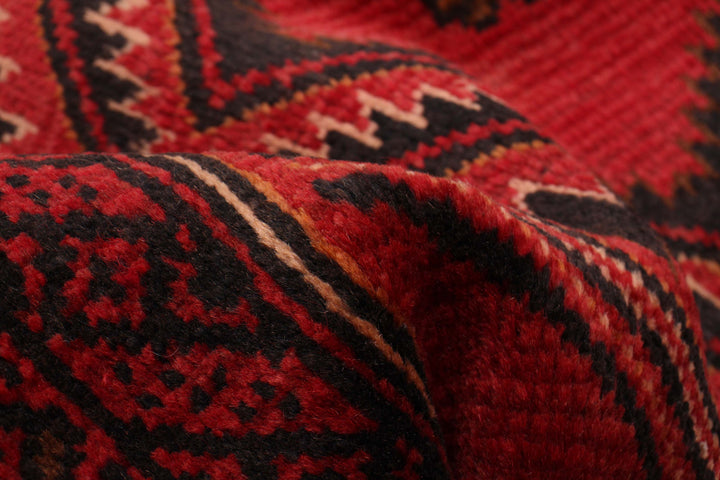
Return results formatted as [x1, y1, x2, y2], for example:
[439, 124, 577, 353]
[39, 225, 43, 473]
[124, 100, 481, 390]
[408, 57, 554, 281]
[1, 0, 720, 478]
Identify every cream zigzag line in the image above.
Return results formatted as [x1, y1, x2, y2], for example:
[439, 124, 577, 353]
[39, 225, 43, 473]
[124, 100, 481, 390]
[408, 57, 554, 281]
[83, 0, 175, 150]
[509, 178, 623, 213]
[261, 81, 480, 157]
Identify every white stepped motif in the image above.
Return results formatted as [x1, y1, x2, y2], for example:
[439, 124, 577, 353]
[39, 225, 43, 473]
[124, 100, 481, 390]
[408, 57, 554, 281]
[0, 55, 19, 83]
[0, 111, 39, 145]
[0, 6, 39, 144]
[83, 0, 174, 150]
[509, 178, 623, 212]
[262, 82, 481, 157]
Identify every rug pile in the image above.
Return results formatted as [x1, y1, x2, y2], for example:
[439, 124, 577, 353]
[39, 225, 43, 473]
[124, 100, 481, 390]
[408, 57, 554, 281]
[1, 0, 720, 478]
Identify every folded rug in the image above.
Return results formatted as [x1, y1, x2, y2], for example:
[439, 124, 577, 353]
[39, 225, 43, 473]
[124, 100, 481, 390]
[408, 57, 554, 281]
[1, 0, 720, 478]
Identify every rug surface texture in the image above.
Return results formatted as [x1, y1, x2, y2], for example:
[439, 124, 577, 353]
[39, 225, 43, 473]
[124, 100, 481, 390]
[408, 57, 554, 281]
[2, 0, 720, 478]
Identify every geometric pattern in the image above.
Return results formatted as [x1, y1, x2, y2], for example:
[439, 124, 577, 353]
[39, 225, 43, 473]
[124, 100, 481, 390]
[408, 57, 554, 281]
[1, 0, 720, 478]
[621, 10, 720, 403]
[0, 148, 717, 478]
[0, 153, 448, 479]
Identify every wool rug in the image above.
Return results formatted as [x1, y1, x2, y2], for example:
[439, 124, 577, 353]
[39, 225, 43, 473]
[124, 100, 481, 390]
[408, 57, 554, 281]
[1, 0, 720, 478]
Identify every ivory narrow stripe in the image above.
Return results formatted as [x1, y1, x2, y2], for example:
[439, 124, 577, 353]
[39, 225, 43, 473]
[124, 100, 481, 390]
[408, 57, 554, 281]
[167, 155, 435, 416]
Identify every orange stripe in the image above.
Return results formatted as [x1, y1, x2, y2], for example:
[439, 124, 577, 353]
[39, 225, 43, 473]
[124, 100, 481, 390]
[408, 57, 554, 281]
[169, 154, 436, 419]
